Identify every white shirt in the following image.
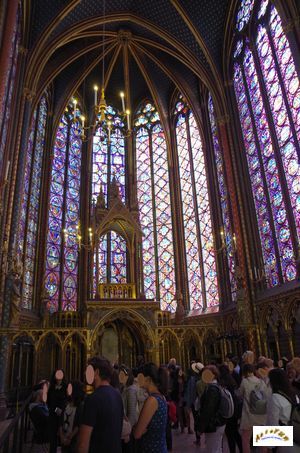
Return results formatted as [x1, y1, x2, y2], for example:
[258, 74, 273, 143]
[267, 393, 293, 425]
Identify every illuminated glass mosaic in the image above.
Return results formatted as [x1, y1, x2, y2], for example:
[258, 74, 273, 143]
[175, 99, 219, 310]
[45, 107, 82, 312]
[17, 97, 47, 309]
[92, 106, 127, 288]
[233, 0, 299, 286]
[135, 103, 176, 311]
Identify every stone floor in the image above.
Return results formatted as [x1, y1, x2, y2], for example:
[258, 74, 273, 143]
[171, 429, 231, 452]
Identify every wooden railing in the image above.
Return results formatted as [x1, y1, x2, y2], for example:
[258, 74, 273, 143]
[99, 283, 136, 299]
[0, 393, 31, 453]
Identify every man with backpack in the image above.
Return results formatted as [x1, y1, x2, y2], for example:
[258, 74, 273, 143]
[198, 365, 234, 452]
[237, 364, 268, 453]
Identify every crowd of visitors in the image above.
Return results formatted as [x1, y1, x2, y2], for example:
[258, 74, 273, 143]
[28, 352, 300, 452]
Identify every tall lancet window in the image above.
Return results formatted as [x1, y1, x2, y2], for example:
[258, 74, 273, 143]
[208, 94, 237, 302]
[233, 0, 299, 287]
[17, 96, 47, 309]
[44, 104, 82, 312]
[135, 102, 176, 312]
[92, 106, 127, 288]
[175, 97, 219, 310]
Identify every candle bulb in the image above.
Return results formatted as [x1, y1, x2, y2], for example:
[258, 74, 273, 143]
[5, 161, 10, 181]
[220, 229, 225, 247]
[73, 99, 77, 118]
[81, 115, 85, 129]
[233, 233, 236, 248]
[120, 91, 125, 112]
[94, 85, 98, 106]
[126, 109, 130, 130]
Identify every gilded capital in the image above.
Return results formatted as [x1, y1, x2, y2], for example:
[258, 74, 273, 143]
[216, 114, 230, 126]
[18, 46, 28, 55]
[23, 87, 36, 101]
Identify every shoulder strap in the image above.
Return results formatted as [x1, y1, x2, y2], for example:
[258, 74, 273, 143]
[275, 391, 293, 405]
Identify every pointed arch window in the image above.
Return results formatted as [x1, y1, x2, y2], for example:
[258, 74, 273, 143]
[44, 105, 82, 312]
[232, 0, 299, 286]
[208, 94, 237, 301]
[92, 106, 127, 289]
[174, 97, 219, 310]
[17, 96, 48, 309]
[135, 102, 176, 312]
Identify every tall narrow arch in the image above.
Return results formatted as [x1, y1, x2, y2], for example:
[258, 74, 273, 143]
[232, 0, 299, 287]
[134, 101, 176, 312]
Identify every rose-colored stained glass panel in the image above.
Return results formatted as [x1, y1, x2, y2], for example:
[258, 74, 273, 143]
[176, 114, 203, 310]
[189, 113, 219, 307]
[152, 124, 176, 312]
[22, 97, 47, 309]
[136, 127, 156, 300]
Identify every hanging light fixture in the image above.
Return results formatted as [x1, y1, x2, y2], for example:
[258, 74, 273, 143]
[71, 0, 131, 143]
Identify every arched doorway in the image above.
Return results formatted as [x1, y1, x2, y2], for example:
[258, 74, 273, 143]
[36, 333, 62, 381]
[91, 313, 153, 367]
[64, 333, 86, 381]
[10, 336, 34, 389]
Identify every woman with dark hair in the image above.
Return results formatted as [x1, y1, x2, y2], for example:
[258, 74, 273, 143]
[133, 363, 168, 453]
[219, 364, 243, 453]
[59, 380, 85, 452]
[47, 369, 67, 453]
[267, 368, 300, 452]
[198, 365, 226, 452]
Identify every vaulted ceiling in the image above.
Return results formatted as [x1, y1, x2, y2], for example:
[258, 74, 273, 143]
[24, 0, 237, 120]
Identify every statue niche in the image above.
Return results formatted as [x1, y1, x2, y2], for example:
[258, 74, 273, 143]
[7, 257, 23, 326]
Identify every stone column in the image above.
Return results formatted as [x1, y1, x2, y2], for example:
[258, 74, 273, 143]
[0, 0, 19, 123]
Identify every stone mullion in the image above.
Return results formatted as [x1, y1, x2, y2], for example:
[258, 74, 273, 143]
[79, 135, 91, 310]
[219, 88, 255, 328]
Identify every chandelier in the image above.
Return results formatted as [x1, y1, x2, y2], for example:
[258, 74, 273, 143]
[71, 0, 131, 143]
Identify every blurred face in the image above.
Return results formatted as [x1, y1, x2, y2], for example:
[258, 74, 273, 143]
[86, 364, 95, 386]
[55, 369, 64, 383]
[287, 367, 297, 381]
[178, 369, 183, 377]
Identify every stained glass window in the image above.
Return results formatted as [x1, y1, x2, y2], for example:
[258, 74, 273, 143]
[208, 94, 237, 301]
[0, 8, 20, 173]
[175, 99, 219, 310]
[92, 106, 127, 290]
[135, 102, 176, 311]
[17, 96, 47, 309]
[233, 0, 299, 286]
[44, 105, 82, 312]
